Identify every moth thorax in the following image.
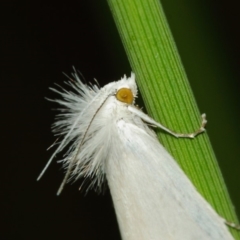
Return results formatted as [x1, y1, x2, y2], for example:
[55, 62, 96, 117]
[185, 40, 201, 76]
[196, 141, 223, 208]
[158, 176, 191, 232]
[116, 88, 133, 104]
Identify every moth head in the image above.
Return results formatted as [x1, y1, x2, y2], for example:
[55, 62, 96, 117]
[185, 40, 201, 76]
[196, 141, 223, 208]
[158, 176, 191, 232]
[115, 72, 137, 105]
[116, 88, 134, 104]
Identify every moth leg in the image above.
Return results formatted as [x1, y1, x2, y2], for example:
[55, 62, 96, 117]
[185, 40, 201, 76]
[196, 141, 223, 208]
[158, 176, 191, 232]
[165, 113, 207, 138]
[225, 220, 240, 230]
[128, 105, 207, 139]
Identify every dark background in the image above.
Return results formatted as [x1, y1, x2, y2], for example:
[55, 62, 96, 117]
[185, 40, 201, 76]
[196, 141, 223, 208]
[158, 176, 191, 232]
[1, 1, 240, 239]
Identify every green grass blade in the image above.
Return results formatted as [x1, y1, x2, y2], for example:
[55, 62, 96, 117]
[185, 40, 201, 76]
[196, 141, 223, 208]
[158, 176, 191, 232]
[107, 0, 239, 238]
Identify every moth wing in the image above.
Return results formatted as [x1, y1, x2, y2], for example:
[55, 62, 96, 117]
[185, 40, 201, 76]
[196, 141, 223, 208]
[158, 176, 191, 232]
[106, 119, 233, 240]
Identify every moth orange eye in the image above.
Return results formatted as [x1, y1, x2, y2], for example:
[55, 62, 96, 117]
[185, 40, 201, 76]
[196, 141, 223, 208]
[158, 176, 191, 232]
[116, 88, 133, 104]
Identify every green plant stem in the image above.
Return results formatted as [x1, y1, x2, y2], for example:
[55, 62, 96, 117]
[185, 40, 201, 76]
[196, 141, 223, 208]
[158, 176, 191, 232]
[107, 0, 239, 238]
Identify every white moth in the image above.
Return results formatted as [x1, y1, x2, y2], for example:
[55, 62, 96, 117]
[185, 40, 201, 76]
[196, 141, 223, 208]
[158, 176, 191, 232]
[38, 71, 235, 240]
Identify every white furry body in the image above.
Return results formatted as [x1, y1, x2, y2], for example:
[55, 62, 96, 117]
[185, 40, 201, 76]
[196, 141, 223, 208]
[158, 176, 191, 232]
[39, 72, 233, 239]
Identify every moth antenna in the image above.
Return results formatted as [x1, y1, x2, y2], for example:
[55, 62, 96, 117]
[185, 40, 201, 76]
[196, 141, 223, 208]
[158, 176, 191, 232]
[56, 93, 112, 195]
[56, 152, 79, 196]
